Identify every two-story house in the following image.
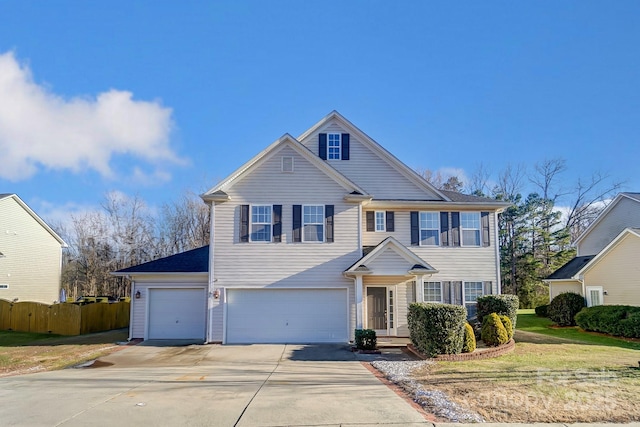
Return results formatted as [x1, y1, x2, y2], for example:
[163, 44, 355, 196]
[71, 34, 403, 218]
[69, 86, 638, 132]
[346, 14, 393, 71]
[546, 192, 640, 307]
[116, 112, 509, 343]
[0, 194, 67, 304]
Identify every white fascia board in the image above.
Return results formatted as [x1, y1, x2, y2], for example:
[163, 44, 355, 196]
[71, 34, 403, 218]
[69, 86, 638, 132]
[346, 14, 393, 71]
[577, 228, 640, 276]
[365, 200, 510, 211]
[6, 194, 68, 247]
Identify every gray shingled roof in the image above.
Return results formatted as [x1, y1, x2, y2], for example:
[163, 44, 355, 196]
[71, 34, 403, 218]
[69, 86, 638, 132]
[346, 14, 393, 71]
[546, 255, 595, 280]
[115, 246, 209, 274]
[439, 190, 503, 203]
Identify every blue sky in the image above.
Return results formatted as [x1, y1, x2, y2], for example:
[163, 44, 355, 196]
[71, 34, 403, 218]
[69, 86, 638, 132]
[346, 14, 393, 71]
[1, 1, 638, 224]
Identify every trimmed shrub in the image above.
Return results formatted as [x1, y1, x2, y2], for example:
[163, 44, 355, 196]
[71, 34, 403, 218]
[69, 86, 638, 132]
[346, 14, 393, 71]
[407, 303, 467, 357]
[476, 294, 519, 329]
[481, 313, 509, 346]
[548, 292, 586, 326]
[535, 304, 549, 318]
[575, 305, 640, 338]
[354, 329, 377, 350]
[462, 322, 476, 353]
[499, 314, 514, 341]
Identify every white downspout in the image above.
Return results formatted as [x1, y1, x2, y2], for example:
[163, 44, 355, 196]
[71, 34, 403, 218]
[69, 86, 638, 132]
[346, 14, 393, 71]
[493, 211, 502, 294]
[207, 202, 216, 344]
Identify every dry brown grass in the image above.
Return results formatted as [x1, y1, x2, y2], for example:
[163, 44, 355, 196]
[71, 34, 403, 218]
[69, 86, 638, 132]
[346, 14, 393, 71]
[412, 331, 640, 423]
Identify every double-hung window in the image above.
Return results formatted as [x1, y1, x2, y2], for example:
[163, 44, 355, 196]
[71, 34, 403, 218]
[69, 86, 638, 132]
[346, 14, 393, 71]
[423, 282, 443, 303]
[419, 212, 440, 245]
[464, 281, 484, 319]
[303, 205, 324, 242]
[375, 211, 385, 232]
[461, 212, 481, 246]
[327, 134, 341, 160]
[251, 205, 272, 242]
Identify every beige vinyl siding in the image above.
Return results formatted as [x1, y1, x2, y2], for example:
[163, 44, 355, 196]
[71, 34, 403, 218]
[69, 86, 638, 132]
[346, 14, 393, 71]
[549, 281, 583, 300]
[583, 234, 640, 306]
[367, 248, 415, 275]
[363, 276, 415, 336]
[214, 145, 359, 336]
[0, 198, 62, 304]
[300, 122, 440, 200]
[579, 197, 640, 256]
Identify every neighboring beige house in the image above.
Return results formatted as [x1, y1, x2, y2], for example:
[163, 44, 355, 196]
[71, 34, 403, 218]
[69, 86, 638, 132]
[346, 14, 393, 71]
[115, 112, 510, 343]
[0, 194, 67, 304]
[546, 192, 640, 307]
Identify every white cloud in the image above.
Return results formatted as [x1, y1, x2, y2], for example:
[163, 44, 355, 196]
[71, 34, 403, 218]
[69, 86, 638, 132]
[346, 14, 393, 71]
[437, 167, 469, 186]
[0, 51, 182, 181]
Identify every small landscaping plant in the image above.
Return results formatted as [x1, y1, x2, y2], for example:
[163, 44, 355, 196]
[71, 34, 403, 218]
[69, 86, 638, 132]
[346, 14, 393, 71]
[462, 322, 476, 353]
[548, 292, 586, 326]
[407, 302, 466, 357]
[499, 314, 514, 340]
[575, 305, 640, 338]
[534, 304, 549, 318]
[476, 294, 519, 328]
[481, 312, 509, 346]
[354, 329, 377, 350]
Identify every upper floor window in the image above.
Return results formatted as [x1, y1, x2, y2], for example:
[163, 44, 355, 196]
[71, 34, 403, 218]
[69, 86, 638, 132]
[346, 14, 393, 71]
[251, 205, 272, 242]
[327, 133, 341, 160]
[375, 211, 385, 232]
[423, 281, 442, 302]
[461, 212, 481, 246]
[303, 205, 324, 242]
[420, 212, 440, 245]
[464, 281, 484, 318]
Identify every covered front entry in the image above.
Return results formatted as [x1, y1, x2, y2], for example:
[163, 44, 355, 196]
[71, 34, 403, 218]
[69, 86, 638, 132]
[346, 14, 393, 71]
[366, 286, 396, 336]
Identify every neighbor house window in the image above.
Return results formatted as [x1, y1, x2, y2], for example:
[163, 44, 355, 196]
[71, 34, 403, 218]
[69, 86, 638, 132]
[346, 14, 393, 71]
[420, 212, 440, 245]
[423, 282, 442, 303]
[461, 212, 481, 246]
[327, 133, 341, 160]
[303, 205, 324, 242]
[251, 205, 272, 242]
[464, 281, 484, 318]
[375, 211, 385, 232]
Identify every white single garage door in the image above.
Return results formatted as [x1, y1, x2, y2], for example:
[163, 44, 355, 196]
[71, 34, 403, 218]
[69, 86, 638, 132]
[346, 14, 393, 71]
[148, 288, 206, 340]
[226, 288, 349, 344]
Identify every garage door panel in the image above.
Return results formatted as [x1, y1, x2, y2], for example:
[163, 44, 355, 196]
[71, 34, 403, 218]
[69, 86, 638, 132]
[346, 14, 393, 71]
[226, 289, 348, 344]
[148, 288, 206, 340]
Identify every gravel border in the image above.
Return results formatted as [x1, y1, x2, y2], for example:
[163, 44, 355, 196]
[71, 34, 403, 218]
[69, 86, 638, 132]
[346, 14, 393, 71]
[371, 360, 484, 423]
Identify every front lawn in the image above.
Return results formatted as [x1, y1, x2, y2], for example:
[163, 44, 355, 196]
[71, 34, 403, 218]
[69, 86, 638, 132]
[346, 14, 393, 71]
[410, 311, 640, 423]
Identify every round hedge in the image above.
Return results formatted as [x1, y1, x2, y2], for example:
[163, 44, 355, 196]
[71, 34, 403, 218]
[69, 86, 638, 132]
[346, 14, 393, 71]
[548, 292, 586, 326]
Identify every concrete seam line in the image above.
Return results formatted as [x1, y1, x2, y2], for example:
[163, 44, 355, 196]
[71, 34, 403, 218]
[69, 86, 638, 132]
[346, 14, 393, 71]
[233, 345, 287, 427]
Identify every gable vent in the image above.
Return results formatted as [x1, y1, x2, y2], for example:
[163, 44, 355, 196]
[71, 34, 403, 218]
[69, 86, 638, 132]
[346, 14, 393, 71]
[281, 156, 294, 173]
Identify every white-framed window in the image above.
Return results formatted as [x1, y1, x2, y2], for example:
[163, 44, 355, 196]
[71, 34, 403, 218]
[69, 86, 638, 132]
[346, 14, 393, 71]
[251, 205, 272, 242]
[375, 211, 386, 232]
[461, 212, 481, 246]
[0, 284, 8, 289]
[420, 212, 440, 245]
[303, 205, 324, 242]
[586, 286, 604, 307]
[464, 281, 484, 318]
[327, 133, 341, 160]
[423, 282, 443, 303]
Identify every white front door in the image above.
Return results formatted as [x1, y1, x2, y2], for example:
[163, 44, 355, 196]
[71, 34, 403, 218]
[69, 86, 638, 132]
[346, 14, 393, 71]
[366, 286, 396, 336]
[586, 286, 604, 307]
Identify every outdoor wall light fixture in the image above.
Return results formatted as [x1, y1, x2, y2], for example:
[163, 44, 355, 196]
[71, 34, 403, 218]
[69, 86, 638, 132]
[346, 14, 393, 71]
[135, 290, 141, 299]
[213, 289, 220, 299]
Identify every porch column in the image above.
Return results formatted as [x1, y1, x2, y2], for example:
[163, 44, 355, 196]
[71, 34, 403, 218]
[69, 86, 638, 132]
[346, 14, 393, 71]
[414, 274, 424, 303]
[355, 275, 363, 329]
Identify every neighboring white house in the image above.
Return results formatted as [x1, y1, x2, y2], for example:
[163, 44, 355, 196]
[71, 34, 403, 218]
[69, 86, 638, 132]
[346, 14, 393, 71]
[115, 112, 510, 343]
[546, 192, 640, 307]
[0, 194, 67, 304]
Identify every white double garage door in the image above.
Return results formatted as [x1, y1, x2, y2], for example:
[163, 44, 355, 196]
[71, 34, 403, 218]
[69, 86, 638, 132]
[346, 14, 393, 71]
[147, 288, 349, 343]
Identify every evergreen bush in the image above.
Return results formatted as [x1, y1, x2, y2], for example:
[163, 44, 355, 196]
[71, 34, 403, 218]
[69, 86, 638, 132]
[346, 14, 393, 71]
[575, 305, 640, 338]
[535, 304, 549, 318]
[548, 292, 586, 326]
[481, 313, 509, 346]
[499, 314, 514, 340]
[407, 303, 466, 357]
[354, 329, 377, 350]
[462, 322, 476, 353]
[476, 294, 519, 328]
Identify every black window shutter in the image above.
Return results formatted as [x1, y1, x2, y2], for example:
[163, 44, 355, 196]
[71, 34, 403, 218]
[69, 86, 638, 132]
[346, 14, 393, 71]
[453, 281, 463, 305]
[442, 281, 451, 304]
[410, 211, 419, 246]
[272, 205, 282, 242]
[325, 205, 334, 243]
[440, 212, 449, 246]
[386, 211, 394, 232]
[341, 133, 350, 160]
[240, 205, 249, 243]
[483, 281, 493, 295]
[481, 211, 490, 247]
[318, 133, 327, 160]
[292, 205, 302, 242]
[366, 211, 374, 232]
[451, 212, 461, 246]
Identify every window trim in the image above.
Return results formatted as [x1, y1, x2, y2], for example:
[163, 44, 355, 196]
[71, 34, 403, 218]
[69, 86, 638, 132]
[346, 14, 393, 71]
[327, 133, 341, 160]
[302, 204, 325, 243]
[585, 286, 604, 307]
[419, 211, 440, 246]
[462, 281, 484, 316]
[460, 212, 481, 247]
[423, 281, 443, 303]
[250, 204, 273, 243]
[375, 211, 386, 232]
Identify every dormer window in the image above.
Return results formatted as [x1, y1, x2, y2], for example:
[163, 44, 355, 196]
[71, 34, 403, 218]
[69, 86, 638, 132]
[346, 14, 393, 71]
[327, 134, 341, 160]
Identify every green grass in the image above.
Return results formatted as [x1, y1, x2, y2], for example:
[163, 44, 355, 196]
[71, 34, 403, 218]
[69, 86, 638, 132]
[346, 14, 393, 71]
[517, 310, 640, 350]
[0, 331, 60, 346]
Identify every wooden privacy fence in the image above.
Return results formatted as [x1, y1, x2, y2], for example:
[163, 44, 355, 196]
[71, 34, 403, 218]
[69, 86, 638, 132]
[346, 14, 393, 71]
[0, 300, 130, 336]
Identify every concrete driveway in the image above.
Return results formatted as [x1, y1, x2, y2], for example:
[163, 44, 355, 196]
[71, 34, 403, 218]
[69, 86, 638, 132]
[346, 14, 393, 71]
[0, 343, 430, 427]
